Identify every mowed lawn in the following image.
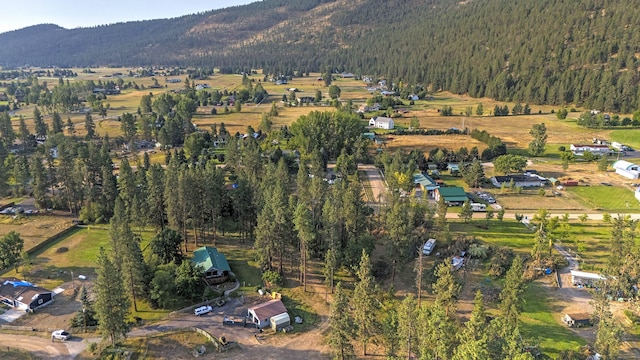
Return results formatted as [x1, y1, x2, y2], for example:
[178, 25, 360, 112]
[566, 185, 640, 211]
[520, 283, 587, 357]
[3, 227, 153, 289]
[451, 220, 535, 253]
[213, 234, 262, 292]
[560, 224, 612, 272]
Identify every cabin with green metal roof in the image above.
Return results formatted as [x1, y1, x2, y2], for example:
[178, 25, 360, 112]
[192, 246, 231, 285]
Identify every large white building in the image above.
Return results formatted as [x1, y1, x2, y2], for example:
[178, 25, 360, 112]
[570, 144, 611, 156]
[369, 116, 395, 130]
[613, 160, 640, 179]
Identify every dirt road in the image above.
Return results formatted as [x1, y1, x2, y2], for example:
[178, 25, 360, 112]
[0, 333, 72, 359]
[360, 164, 387, 208]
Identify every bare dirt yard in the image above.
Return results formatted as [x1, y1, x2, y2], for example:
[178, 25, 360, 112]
[0, 214, 74, 251]
[10, 286, 83, 332]
[127, 292, 331, 360]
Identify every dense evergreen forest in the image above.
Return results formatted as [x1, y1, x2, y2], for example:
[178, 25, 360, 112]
[2, 0, 640, 111]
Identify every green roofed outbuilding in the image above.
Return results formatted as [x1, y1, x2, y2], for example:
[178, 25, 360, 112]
[192, 246, 232, 285]
[434, 186, 468, 205]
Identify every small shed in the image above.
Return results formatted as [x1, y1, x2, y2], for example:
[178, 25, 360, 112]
[548, 177, 560, 186]
[563, 313, 591, 327]
[270, 312, 291, 331]
[447, 163, 460, 175]
[248, 299, 289, 329]
[613, 160, 640, 180]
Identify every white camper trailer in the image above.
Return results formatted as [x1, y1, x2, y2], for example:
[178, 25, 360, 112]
[422, 239, 436, 255]
[470, 203, 487, 212]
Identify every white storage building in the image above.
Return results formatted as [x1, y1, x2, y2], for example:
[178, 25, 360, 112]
[613, 160, 640, 179]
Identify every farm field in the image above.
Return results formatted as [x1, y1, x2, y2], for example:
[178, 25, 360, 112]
[7, 68, 640, 168]
[566, 185, 640, 212]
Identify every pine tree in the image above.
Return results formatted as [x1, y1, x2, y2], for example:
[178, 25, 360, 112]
[327, 283, 355, 360]
[459, 199, 473, 223]
[70, 286, 98, 329]
[84, 112, 95, 140]
[0, 111, 15, 145]
[433, 262, 461, 317]
[66, 117, 75, 135]
[454, 290, 492, 360]
[352, 250, 376, 355]
[33, 107, 48, 137]
[436, 195, 448, 229]
[528, 123, 547, 156]
[592, 288, 623, 359]
[51, 111, 64, 134]
[94, 248, 130, 345]
[398, 295, 418, 358]
[499, 255, 526, 328]
[30, 156, 48, 209]
[293, 202, 313, 291]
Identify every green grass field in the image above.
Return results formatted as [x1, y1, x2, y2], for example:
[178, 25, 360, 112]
[566, 185, 640, 211]
[451, 220, 535, 253]
[609, 129, 640, 149]
[520, 283, 587, 357]
[214, 234, 262, 292]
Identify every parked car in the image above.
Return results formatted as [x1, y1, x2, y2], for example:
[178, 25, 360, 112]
[194, 305, 213, 316]
[215, 299, 226, 307]
[51, 330, 71, 341]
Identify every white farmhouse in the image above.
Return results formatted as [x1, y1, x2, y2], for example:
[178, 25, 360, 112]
[613, 160, 640, 179]
[570, 144, 611, 156]
[368, 116, 395, 130]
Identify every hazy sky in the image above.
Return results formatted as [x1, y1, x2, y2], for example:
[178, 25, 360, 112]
[0, 0, 257, 33]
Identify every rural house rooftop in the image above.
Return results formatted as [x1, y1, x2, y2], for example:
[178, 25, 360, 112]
[249, 299, 287, 320]
[192, 246, 231, 273]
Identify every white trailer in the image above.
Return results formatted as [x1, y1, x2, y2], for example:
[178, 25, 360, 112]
[611, 142, 624, 151]
[470, 203, 487, 212]
[422, 239, 436, 255]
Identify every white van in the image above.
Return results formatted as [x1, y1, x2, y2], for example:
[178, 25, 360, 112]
[422, 239, 436, 255]
[194, 305, 213, 316]
[470, 203, 487, 212]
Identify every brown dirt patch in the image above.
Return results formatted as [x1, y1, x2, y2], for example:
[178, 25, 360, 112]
[0, 215, 74, 251]
[128, 331, 218, 360]
[384, 134, 488, 154]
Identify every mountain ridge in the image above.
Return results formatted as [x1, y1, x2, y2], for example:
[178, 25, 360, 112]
[2, 0, 640, 112]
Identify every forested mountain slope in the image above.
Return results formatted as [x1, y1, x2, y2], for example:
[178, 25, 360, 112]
[2, 0, 640, 111]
